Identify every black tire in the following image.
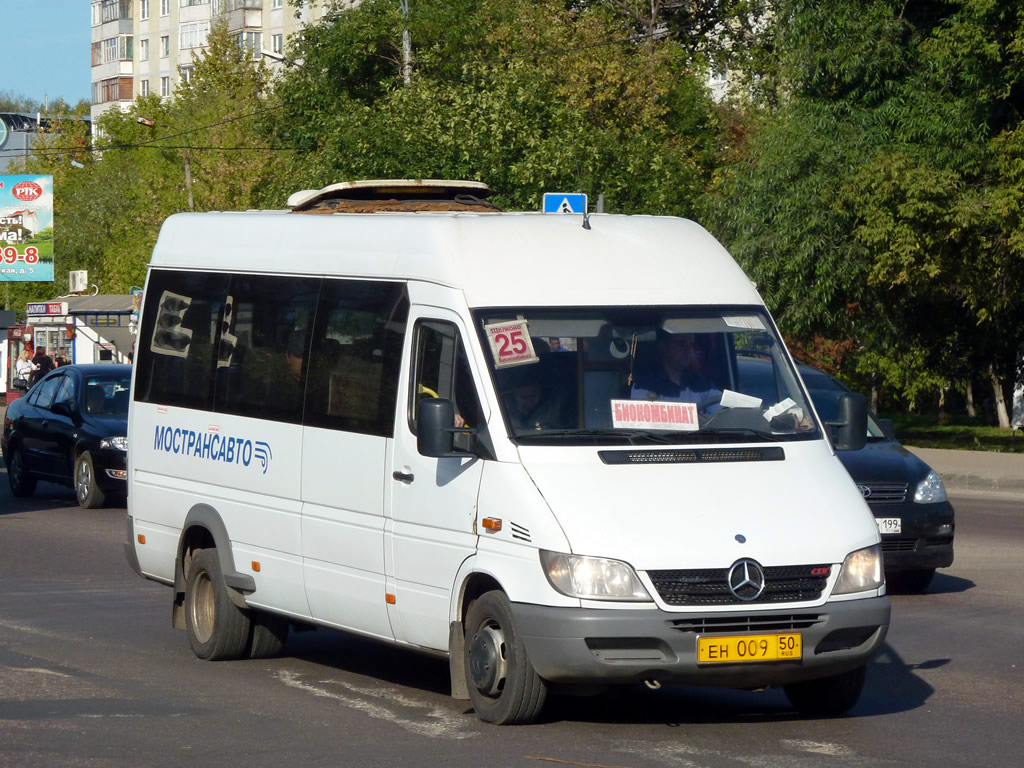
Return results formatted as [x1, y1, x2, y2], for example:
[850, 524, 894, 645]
[248, 611, 289, 659]
[464, 590, 548, 724]
[888, 568, 935, 593]
[184, 548, 252, 661]
[75, 451, 106, 509]
[784, 665, 866, 716]
[6, 445, 36, 498]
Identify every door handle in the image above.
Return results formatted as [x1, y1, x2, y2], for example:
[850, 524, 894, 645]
[392, 471, 415, 483]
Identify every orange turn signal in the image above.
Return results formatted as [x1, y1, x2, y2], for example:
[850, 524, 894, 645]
[385, 593, 396, 604]
[251, 561, 261, 572]
[482, 517, 502, 532]
[137, 534, 146, 544]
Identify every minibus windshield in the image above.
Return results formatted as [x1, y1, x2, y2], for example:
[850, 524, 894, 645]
[473, 307, 822, 446]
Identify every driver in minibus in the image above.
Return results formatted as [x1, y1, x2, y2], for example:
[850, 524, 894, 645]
[631, 331, 723, 413]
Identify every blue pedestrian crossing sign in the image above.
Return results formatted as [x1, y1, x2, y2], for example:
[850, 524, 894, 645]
[542, 192, 588, 214]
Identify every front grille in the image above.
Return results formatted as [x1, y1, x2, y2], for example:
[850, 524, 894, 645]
[669, 613, 824, 634]
[647, 564, 830, 606]
[881, 538, 918, 553]
[861, 482, 908, 504]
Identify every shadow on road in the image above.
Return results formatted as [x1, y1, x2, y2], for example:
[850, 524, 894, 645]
[279, 626, 941, 726]
[924, 572, 975, 594]
[284, 628, 453, 697]
[886, 571, 975, 596]
[0, 465, 81, 515]
[539, 642, 940, 725]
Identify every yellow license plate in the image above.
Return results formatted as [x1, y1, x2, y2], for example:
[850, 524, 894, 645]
[697, 633, 802, 664]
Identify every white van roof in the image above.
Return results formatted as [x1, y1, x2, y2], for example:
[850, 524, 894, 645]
[150, 211, 761, 309]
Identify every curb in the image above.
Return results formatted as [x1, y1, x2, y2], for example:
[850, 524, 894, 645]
[905, 446, 1024, 499]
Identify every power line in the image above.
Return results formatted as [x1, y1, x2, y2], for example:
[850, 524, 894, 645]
[20, 104, 291, 157]
[16, 7, 761, 160]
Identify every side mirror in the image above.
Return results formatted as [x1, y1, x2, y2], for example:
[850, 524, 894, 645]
[51, 401, 74, 419]
[877, 417, 896, 442]
[417, 398, 475, 458]
[833, 392, 868, 452]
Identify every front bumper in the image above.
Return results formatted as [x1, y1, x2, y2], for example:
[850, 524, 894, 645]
[874, 500, 954, 572]
[93, 447, 128, 493]
[511, 595, 890, 688]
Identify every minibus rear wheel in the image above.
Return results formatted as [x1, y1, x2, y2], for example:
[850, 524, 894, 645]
[464, 590, 547, 724]
[184, 548, 252, 661]
[783, 664, 866, 716]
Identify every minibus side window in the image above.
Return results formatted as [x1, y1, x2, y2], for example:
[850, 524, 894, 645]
[305, 280, 409, 437]
[135, 269, 229, 411]
[212, 274, 320, 426]
[410, 321, 485, 436]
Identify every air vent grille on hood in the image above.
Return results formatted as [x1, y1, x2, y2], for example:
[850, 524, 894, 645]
[598, 447, 785, 465]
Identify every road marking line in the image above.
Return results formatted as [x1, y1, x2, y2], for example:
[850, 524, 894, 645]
[7, 667, 70, 677]
[273, 670, 475, 740]
[780, 739, 855, 756]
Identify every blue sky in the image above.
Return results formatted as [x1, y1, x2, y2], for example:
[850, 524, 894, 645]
[3, 0, 91, 105]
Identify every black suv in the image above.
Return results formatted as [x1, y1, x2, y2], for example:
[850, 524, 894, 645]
[797, 365, 955, 592]
[738, 355, 955, 592]
[3, 364, 132, 509]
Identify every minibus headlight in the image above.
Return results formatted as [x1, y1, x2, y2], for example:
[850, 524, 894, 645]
[540, 551, 652, 601]
[833, 545, 884, 595]
[101, 436, 128, 451]
[914, 470, 947, 503]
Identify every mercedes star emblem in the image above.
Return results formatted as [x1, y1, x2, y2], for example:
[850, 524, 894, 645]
[727, 559, 766, 601]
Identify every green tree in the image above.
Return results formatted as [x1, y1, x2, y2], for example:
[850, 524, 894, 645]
[270, 0, 720, 216]
[9, 18, 285, 302]
[709, 0, 1024, 424]
[3, 101, 94, 310]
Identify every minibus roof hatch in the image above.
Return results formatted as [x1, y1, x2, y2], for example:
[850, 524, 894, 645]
[287, 179, 499, 214]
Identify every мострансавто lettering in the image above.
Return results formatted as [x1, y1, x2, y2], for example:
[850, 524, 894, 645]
[153, 425, 273, 474]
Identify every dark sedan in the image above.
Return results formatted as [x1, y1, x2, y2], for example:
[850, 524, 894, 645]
[798, 365, 955, 592]
[2, 364, 132, 509]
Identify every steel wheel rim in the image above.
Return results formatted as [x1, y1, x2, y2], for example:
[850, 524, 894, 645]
[468, 620, 508, 697]
[189, 570, 215, 644]
[76, 459, 92, 502]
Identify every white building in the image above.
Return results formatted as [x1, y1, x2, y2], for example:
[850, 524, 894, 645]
[91, 0, 334, 125]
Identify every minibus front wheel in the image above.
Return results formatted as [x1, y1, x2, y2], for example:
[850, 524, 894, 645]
[464, 590, 547, 725]
[184, 548, 252, 661]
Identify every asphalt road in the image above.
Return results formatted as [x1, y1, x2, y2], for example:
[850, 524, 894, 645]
[1, 472, 1022, 768]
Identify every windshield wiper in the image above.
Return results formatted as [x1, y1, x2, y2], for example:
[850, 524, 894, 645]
[516, 428, 679, 445]
[654, 428, 781, 443]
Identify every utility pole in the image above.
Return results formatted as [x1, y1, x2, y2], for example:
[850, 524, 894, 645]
[137, 116, 194, 212]
[399, 0, 411, 86]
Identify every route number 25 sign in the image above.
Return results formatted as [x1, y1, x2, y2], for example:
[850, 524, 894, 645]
[484, 320, 539, 368]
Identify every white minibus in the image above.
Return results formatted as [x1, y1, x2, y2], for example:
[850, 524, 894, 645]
[125, 180, 889, 724]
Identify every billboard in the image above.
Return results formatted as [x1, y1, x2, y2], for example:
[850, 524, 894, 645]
[0, 174, 53, 282]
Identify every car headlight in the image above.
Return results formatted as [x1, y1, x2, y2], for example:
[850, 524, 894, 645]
[914, 470, 947, 503]
[540, 551, 652, 601]
[100, 436, 128, 451]
[833, 544, 884, 595]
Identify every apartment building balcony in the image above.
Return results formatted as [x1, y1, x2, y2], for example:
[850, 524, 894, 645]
[216, 0, 263, 32]
[91, 0, 133, 38]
